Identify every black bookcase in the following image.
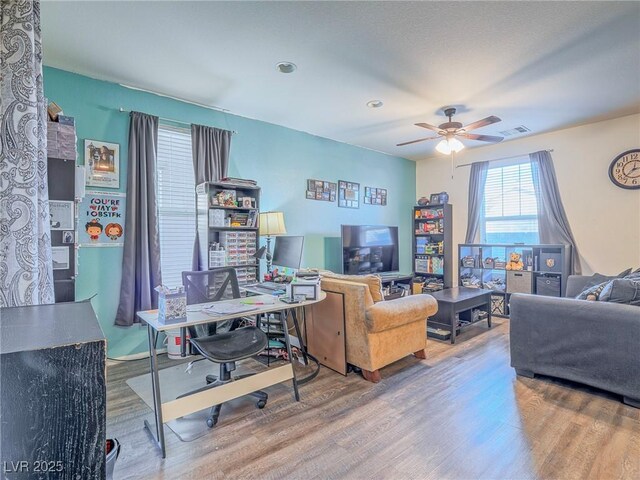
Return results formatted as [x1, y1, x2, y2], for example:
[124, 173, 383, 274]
[458, 243, 571, 316]
[412, 204, 453, 290]
[196, 181, 261, 285]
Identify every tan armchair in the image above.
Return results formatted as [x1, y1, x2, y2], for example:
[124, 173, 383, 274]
[320, 273, 438, 382]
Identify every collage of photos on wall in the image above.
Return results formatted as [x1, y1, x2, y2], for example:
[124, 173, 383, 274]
[364, 186, 387, 206]
[305, 178, 387, 209]
[306, 179, 337, 202]
[338, 181, 360, 209]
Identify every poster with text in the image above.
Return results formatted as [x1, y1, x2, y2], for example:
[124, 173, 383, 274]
[85, 139, 120, 189]
[78, 191, 126, 246]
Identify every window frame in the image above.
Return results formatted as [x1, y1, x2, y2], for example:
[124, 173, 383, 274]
[156, 123, 196, 288]
[480, 157, 539, 244]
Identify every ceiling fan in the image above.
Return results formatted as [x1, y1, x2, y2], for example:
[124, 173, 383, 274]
[397, 107, 504, 154]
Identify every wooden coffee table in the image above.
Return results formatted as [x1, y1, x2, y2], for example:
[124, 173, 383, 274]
[428, 287, 492, 344]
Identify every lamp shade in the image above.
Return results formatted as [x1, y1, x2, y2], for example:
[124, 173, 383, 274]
[259, 211, 287, 236]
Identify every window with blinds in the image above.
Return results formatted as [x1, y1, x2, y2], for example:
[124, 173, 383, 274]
[481, 160, 539, 244]
[157, 125, 195, 288]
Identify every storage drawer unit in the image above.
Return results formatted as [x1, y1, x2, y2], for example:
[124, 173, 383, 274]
[506, 271, 533, 294]
[539, 250, 563, 273]
[536, 275, 561, 297]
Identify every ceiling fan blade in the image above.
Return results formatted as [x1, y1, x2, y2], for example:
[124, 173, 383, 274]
[461, 115, 501, 132]
[462, 133, 504, 143]
[396, 136, 440, 147]
[415, 122, 443, 133]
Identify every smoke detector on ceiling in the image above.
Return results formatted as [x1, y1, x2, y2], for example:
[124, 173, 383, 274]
[275, 62, 297, 74]
[498, 125, 531, 137]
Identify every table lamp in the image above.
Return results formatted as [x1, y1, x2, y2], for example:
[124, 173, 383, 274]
[256, 211, 287, 274]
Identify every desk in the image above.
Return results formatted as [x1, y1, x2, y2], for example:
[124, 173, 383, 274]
[136, 291, 326, 457]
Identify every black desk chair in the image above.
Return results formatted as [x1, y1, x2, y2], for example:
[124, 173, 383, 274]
[181, 268, 269, 428]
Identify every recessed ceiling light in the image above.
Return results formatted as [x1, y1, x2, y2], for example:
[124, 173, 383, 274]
[276, 62, 297, 74]
[367, 100, 384, 108]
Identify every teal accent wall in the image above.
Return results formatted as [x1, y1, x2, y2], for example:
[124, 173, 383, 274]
[43, 67, 416, 358]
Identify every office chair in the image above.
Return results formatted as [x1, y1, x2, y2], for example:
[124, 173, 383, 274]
[181, 268, 269, 428]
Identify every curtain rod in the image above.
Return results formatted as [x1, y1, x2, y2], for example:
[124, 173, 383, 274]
[118, 108, 237, 134]
[455, 149, 553, 168]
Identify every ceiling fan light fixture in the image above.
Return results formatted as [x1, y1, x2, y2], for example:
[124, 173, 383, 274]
[436, 137, 465, 155]
[435, 139, 452, 155]
[449, 137, 465, 153]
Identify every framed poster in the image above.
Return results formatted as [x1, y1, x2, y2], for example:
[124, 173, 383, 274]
[85, 140, 120, 189]
[338, 180, 359, 208]
[77, 191, 126, 246]
[51, 246, 70, 270]
[49, 200, 74, 230]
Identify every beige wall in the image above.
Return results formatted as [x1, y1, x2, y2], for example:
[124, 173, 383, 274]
[416, 114, 640, 279]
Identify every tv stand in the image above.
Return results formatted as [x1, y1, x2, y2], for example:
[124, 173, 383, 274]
[378, 274, 413, 300]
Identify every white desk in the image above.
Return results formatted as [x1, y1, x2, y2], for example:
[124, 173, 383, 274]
[136, 291, 326, 458]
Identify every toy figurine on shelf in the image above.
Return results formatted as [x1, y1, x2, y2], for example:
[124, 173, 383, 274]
[505, 252, 524, 271]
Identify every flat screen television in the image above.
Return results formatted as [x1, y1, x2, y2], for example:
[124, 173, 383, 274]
[341, 225, 399, 275]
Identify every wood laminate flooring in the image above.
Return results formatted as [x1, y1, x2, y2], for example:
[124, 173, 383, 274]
[107, 318, 640, 479]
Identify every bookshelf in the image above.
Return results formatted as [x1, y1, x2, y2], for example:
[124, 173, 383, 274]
[196, 181, 261, 285]
[412, 204, 453, 290]
[458, 243, 571, 316]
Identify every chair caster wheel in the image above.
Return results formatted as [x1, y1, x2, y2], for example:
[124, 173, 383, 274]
[206, 416, 218, 428]
[256, 400, 267, 409]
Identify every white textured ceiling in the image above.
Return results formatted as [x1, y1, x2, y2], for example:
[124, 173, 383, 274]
[41, 1, 640, 161]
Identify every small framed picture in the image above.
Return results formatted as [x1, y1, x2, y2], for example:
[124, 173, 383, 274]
[306, 190, 315, 199]
[315, 180, 323, 189]
[49, 200, 74, 230]
[316, 192, 323, 200]
[430, 194, 441, 204]
[62, 230, 75, 244]
[364, 197, 371, 204]
[242, 197, 253, 208]
[339, 200, 346, 207]
[51, 246, 70, 270]
[330, 193, 336, 202]
[307, 180, 315, 191]
[339, 181, 346, 189]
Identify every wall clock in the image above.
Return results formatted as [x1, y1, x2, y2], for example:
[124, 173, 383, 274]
[608, 149, 640, 189]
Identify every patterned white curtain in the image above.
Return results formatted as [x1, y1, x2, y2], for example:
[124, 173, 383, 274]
[0, 0, 55, 306]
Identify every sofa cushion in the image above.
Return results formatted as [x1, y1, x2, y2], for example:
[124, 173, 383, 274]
[599, 278, 640, 306]
[320, 272, 384, 303]
[576, 281, 609, 301]
[618, 268, 633, 277]
[365, 294, 438, 332]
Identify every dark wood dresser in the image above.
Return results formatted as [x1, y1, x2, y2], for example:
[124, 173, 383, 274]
[0, 301, 106, 479]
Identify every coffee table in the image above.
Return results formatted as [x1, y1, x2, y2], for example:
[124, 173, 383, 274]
[428, 287, 492, 344]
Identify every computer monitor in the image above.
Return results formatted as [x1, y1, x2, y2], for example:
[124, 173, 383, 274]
[271, 236, 304, 269]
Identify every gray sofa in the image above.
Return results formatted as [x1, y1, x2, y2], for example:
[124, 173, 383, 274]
[510, 275, 640, 408]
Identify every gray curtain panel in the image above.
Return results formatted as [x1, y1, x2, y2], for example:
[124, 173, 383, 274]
[191, 124, 232, 270]
[464, 161, 489, 243]
[530, 150, 582, 274]
[115, 112, 162, 326]
[0, 0, 55, 306]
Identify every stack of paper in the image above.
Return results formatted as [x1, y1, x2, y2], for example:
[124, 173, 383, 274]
[203, 303, 258, 315]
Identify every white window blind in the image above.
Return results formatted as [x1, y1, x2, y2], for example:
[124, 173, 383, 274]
[481, 160, 539, 244]
[157, 125, 195, 288]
